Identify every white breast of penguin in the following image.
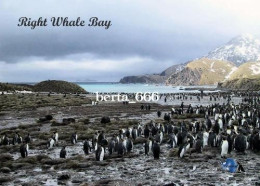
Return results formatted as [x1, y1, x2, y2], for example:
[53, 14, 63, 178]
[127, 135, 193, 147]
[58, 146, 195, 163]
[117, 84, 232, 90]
[100, 147, 104, 161]
[221, 140, 228, 156]
[55, 133, 59, 141]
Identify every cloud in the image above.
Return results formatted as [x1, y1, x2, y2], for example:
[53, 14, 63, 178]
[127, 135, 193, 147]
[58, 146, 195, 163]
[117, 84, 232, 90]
[0, 55, 172, 82]
[0, 0, 260, 81]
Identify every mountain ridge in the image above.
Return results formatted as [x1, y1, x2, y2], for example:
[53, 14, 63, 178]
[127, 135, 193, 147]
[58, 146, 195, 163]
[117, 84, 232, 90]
[119, 34, 260, 86]
[206, 34, 260, 65]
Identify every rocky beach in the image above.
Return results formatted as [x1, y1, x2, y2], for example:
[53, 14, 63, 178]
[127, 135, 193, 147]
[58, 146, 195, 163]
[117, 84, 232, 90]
[0, 91, 259, 186]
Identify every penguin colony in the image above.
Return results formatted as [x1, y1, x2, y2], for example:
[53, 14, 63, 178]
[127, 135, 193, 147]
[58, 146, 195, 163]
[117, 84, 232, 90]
[0, 93, 260, 168]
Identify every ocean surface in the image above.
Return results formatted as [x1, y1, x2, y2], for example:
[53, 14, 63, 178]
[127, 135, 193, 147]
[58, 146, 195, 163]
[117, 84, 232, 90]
[77, 82, 218, 93]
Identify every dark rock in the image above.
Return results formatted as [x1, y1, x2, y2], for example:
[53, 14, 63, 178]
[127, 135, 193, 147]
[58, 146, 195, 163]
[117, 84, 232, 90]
[51, 121, 64, 126]
[41, 159, 66, 165]
[0, 167, 11, 173]
[0, 176, 12, 183]
[39, 117, 47, 122]
[83, 118, 90, 124]
[67, 118, 75, 123]
[58, 174, 70, 180]
[57, 181, 66, 185]
[72, 180, 82, 184]
[0, 153, 13, 162]
[101, 116, 111, 124]
[45, 115, 53, 120]
[62, 118, 75, 124]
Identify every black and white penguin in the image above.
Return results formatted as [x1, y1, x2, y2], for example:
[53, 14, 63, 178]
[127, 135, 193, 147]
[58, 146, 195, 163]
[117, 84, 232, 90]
[12, 132, 22, 145]
[71, 132, 78, 144]
[251, 131, 260, 151]
[178, 139, 191, 158]
[119, 129, 125, 139]
[108, 138, 116, 155]
[53, 131, 59, 143]
[221, 136, 229, 158]
[218, 115, 224, 130]
[159, 124, 165, 134]
[216, 133, 223, 147]
[47, 138, 55, 149]
[144, 138, 153, 155]
[155, 131, 163, 144]
[98, 131, 105, 144]
[159, 130, 163, 144]
[177, 132, 184, 146]
[60, 146, 67, 158]
[157, 110, 162, 118]
[168, 133, 178, 148]
[114, 135, 120, 152]
[144, 125, 150, 138]
[2, 134, 10, 145]
[131, 127, 138, 141]
[20, 142, 28, 158]
[25, 141, 29, 152]
[100, 138, 108, 150]
[151, 125, 158, 137]
[152, 141, 160, 159]
[118, 138, 126, 156]
[137, 125, 143, 137]
[24, 133, 31, 144]
[17, 134, 22, 144]
[95, 145, 105, 161]
[234, 132, 247, 153]
[168, 124, 174, 135]
[83, 139, 92, 155]
[208, 131, 217, 147]
[213, 121, 220, 135]
[126, 137, 133, 153]
[195, 137, 203, 153]
[92, 132, 99, 150]
[202, 130, 209, 147]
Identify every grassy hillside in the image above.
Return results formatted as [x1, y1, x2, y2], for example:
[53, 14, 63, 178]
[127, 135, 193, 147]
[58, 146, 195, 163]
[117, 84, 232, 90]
[0, 80, 87, 94]
[219, 77, 260, 90]
[167, 58, 236, 85]
[186, 58, 236, 85]
[33, 80, 87, 93]
[0, 83, 33, 92]
[229, 61, 260, 80]
[119, 75, 166, 84]
[218, 61, 260, 90]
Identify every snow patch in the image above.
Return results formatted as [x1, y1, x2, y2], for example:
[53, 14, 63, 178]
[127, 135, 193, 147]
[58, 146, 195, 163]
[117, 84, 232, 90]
[210, 61, 215, 72]
[249, 63, 260, 75]
[206, 34, 260, 64]
[225, 67, 238, 80]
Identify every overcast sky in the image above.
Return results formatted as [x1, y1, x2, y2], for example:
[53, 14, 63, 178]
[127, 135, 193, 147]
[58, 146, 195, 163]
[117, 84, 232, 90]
[1, 0, 260, 82]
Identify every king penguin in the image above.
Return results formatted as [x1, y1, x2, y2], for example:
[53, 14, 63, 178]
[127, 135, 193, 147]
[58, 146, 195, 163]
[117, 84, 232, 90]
[95, 145, 105, 161]
[83, 139, 92, 155]
[221, 136, 229, 158]
[178, 138, 191, 158]
[71, 132, 78, 144]
[144, 138, 153, 155]
[53, 131, 59, 143]
[234, 131, 247, 153]
[60, 146, 67, 158]
[126, 137, 133, 153]
[20, 142, 28, 158]
[152, 141, 160, 159]
[47, 138, 55, 149]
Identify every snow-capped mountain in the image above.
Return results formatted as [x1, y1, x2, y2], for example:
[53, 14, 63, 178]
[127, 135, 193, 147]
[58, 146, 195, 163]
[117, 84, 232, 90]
[120, 34, 260, 85]
[206, 34, 260, 65]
